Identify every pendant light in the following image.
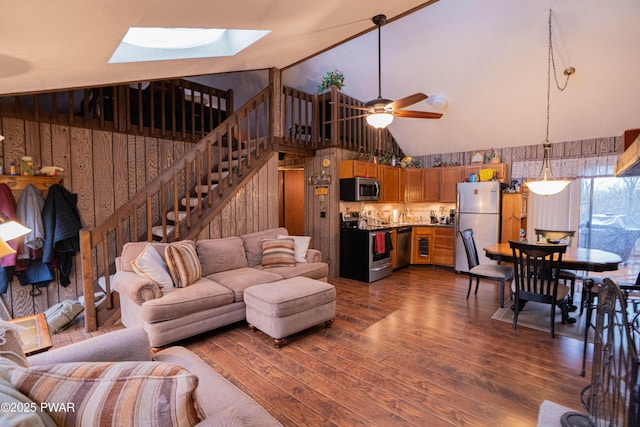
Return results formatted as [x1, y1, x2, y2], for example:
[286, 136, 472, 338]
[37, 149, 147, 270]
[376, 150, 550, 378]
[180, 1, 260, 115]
[526, 9, 574, 196]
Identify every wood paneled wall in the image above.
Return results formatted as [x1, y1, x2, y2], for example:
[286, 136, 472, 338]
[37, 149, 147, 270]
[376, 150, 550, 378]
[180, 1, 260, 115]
[0, 113, 281, 319]
[414, 136, 623, 171]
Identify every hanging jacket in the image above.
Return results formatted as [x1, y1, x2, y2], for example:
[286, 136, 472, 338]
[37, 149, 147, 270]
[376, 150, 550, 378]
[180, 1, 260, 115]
[16, 184, 45, 253]
[42, 184, 83, 286]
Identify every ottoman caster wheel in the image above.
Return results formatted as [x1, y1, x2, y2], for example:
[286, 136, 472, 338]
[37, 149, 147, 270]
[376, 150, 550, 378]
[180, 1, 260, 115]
[248, 324, 258, 332]
[274, 338, 286, 348]
[325, 320, 333, 328]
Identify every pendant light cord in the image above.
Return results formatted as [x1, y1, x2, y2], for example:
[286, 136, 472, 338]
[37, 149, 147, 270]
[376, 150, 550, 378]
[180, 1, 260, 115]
[546, 9, 573, 142]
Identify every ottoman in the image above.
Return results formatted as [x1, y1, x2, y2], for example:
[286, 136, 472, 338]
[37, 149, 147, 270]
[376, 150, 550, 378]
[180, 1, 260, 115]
[244, 277, 336, 347]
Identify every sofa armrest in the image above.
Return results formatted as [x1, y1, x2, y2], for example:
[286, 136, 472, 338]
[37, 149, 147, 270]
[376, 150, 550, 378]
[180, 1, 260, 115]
[306, 249, 322, 263]
[27, 328, 152, 365]
[113, 270, 162, 305]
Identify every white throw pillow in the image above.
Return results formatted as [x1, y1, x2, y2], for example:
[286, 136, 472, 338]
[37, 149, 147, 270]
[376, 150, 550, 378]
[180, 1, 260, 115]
[131, 243, 174, 295]
[278, 234, 311, 263]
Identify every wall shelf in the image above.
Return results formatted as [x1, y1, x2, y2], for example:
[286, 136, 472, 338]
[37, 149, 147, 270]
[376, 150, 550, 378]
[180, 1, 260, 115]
[0, 175, 64, 191]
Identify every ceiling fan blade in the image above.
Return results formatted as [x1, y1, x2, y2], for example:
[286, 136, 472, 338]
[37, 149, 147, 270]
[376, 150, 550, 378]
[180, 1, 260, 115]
[323, 114, 369, 124]
[386, 93, 428, 111]
[395, 110, 443, 119]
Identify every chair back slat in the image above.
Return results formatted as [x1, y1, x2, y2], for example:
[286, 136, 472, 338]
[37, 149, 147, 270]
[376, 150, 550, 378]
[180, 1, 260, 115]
[459, 229, 480, 270]
[510, 241, 567, 303]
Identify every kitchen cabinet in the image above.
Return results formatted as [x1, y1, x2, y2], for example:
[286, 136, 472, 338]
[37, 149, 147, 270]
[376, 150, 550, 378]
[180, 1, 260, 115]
[501, 191, 528, 243]
[404, 168, 423, 202]
[422, 168, 441, 202]
[404, 166, 462, 203]
[411, 227, 433, 264]
[378, 165, 403, 203]
[339, 160, 378, 179]
[439, 166, 463, 203]
[432, 227, 455, 267]
[464, 162, 509, 183]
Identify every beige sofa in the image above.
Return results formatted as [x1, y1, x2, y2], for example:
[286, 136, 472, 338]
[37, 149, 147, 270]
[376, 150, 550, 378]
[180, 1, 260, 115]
[113, 227, 328, 347]
[0, 327, 282, 426]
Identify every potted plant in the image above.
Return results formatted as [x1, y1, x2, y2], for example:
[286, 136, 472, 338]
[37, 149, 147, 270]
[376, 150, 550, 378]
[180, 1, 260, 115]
[317, 70, 345, 93]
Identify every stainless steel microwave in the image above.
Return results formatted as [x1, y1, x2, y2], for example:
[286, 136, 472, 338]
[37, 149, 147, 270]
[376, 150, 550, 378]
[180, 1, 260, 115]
[339, 177, 381, 201]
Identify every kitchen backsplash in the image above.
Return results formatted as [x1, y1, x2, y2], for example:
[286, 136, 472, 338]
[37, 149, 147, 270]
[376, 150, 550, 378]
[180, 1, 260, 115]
[340, 201, 456, 224]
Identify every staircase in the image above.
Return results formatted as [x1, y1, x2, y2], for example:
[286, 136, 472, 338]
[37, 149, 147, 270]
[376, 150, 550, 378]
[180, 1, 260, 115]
[80, 86, 275, 331]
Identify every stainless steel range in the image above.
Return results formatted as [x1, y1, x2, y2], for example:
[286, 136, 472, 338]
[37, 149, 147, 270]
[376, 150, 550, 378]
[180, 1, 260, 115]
[340, 212, 393, 283]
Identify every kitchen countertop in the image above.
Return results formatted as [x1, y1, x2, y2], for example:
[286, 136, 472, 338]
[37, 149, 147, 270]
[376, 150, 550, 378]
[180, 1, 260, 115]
[354, 223, 455, 231]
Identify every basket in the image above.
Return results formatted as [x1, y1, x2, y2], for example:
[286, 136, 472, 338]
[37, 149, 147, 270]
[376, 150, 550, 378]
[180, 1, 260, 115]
[479, 168, 496, 181]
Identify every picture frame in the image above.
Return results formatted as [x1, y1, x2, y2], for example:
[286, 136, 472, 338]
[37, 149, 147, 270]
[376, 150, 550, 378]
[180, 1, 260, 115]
[471, 150, 485, 164]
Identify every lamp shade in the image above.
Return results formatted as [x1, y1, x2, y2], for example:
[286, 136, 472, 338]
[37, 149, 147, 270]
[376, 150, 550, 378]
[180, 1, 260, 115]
[366, 112, 394, 129]
[525, 179, 570, 196]
[0, 238, 16, 258]
[0, 219, 31, 241]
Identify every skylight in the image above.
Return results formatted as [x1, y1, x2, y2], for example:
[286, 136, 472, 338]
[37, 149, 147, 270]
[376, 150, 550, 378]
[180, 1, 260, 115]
[109, 27, 270, 64]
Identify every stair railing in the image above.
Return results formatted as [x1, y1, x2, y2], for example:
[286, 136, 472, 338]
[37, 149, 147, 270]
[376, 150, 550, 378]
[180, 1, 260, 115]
[80, 86, 272, 332]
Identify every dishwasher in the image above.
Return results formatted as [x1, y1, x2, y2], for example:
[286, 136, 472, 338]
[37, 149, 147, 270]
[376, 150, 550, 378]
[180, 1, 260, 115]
[395, 227, 412, 269]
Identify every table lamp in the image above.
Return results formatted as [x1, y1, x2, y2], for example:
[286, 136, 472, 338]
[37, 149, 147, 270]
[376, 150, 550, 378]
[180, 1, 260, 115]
[0, 213, 31, 258]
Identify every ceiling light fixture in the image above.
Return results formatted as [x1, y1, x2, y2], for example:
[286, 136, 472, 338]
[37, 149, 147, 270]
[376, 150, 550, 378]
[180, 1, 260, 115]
[526, 9, 574, 196]
[366, 112, 394, 129]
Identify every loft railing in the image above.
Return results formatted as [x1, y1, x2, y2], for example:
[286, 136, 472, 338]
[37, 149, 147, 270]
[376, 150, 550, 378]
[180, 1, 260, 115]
[80, 86, 273, 331]
[282, 85, 404, 158]
[0, 79, 233, 143]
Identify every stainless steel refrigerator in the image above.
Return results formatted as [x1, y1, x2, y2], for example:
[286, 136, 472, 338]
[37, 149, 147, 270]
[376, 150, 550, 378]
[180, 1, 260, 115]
[455, 181, 503, 272]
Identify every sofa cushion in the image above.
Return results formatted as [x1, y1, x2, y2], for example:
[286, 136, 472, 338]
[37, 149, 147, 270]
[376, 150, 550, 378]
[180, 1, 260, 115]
[120, 242, 171, 273]
[278, 235, 311, 263]
[7, 361, 202, 427]
[0, 320, 29, 368]
[240, 227, 289, 267]
[165, 241, 201, 288]
[142, 278, 234, 323]
[206, 267, 283, 302]
[131, 243, 174, 295]
[262, 238, 296, 268]
[153, 346, 282, 426]
[196, 237, 248, 276]
[0, 375, 56, 427]
[258, 262, 329, 281]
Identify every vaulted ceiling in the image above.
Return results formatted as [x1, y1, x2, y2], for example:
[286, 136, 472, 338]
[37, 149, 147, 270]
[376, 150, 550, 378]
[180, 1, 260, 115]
[2, 0, 639, 156]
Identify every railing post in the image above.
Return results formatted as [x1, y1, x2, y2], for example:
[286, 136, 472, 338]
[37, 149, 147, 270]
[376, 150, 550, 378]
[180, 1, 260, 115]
[80, 229, 97, 332]
[269, 68, 282, 141]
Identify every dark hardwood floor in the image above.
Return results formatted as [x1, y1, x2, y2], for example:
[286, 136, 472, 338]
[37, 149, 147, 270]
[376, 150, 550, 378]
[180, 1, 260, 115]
[52, 265, 604, 426]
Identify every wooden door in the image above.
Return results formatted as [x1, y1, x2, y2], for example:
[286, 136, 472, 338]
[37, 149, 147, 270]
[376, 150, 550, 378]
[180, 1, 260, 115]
[282, 169, 305, 236]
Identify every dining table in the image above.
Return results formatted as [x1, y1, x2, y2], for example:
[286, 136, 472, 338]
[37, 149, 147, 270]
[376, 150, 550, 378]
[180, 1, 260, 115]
[483, 242, 623, 272]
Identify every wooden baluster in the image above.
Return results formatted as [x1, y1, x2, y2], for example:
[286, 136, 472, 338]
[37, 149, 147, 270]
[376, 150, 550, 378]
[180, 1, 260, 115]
[217, 131, 224, 197]
[159, 181, 167, 241]
[173, 171, 179, 239]
[80, 229, 96, 332]
[195, 150, 202, 216]
[50, 92, 57, 123]
[149, 82, 155, 135]
[206, 143, 213, 207]
[102, 230, 112, 309]
[184, 160, 191, 229]
[146, 195, 152, 242]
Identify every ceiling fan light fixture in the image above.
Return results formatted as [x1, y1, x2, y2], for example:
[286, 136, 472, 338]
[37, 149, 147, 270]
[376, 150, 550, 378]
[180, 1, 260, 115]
[367, 112, 394, 129]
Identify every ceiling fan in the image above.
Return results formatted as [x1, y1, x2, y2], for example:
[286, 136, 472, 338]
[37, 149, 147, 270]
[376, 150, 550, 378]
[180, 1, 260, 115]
[333, 14, 443, 129]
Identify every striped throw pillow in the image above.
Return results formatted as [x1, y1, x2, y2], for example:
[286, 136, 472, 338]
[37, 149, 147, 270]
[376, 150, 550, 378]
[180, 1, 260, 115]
[261, 238, 296, 268]
[8, 361, 202, 426]
[165, 242, 202, 288]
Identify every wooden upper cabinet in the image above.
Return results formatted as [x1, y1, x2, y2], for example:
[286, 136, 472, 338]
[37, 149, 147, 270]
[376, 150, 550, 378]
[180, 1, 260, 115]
[379, 165, 401, 203]
[340, 160, 378, 179]
[422, 168, 440, 202]
[440, 166, 463, 203]
[404, 168, 423, 202]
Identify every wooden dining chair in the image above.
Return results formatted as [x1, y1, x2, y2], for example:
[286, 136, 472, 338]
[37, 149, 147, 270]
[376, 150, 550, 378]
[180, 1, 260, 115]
[459, 229, 514, 308]
[509, 241, 569, 338]
[534, 229, 578, 309]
